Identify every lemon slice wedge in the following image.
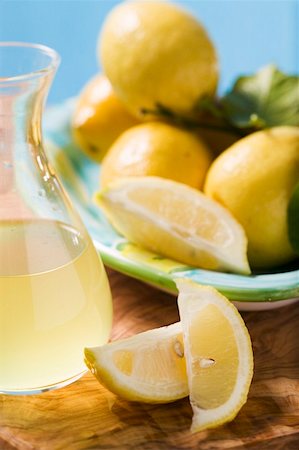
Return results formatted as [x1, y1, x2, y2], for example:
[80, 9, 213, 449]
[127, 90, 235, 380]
[85, 280, 253, 431]
[96, 176, 250, 274]
[84, 322, 188, 403]
[176, 278, 254, 432]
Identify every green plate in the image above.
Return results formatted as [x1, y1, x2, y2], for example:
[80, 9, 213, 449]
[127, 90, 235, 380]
[44, 99, 299, 310]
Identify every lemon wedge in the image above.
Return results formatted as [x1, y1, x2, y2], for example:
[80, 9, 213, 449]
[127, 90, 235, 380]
[85, 280, 253, 432]
[95, 176, 250, 274]
[84, 322, 188, 403]
[176, 279, 253, 432]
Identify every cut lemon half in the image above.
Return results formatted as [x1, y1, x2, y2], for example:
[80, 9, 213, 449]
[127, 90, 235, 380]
[176, 278, 254, 432]
[84, 322, 188, 403]
[95, 176, 250, 274]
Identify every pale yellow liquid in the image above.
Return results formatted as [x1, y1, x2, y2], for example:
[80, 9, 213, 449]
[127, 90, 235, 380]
[0, 220, 113, 393]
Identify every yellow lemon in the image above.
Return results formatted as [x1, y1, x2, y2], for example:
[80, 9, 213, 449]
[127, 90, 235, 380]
[85, 322, 188, 403]
[96, 176, 250, 274]
[85, 280, 254, 433]
[99, 1, 218, 119]
[204, 126, 299, 269]
[176, 279, 253, 432]
[100, 122, 212, 189]
[72, 74, 139, 162]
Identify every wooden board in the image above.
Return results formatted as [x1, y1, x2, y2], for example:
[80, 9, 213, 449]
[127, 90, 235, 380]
[1, 268, 299, 449]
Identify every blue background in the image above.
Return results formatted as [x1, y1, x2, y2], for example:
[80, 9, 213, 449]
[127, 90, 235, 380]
[1, 0, 298, 104]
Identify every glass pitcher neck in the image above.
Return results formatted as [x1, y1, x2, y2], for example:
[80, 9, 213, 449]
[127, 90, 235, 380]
[0, 42, 60, 148]
[0, 43, 60, 219]
[0, 74, 53, 148]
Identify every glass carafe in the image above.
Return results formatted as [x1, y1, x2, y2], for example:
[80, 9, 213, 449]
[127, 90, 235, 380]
[0, 42, 113, 395]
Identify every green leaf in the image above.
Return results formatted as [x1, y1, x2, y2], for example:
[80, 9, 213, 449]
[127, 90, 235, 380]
[221, 65, 299, 129]
[288, 182, 299, 254]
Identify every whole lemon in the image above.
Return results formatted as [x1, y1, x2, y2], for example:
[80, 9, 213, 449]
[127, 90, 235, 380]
[72, 74, 139, 162]
[99, 1, 218, 119]
[100, 122, 212, 189]
[204, 126, 299, 269]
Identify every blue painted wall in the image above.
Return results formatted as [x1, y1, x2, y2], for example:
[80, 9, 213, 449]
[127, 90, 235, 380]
[0, 0, 298, 104]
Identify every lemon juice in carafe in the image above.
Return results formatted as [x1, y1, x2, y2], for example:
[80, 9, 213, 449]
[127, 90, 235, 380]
[0, 219, 112, 393]
[0, 42, 113, 394]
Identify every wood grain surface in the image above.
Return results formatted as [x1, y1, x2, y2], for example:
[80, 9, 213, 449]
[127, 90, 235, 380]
[1, 268, 299, 450]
